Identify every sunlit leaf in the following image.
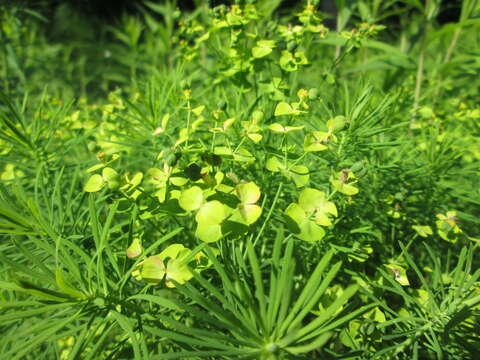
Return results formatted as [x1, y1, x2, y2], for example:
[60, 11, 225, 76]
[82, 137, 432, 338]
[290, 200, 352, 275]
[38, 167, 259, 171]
[274, 102, 294, 116]
[179, 186, 204, 211]
[385, 264, 410, 286]
[140, 256, 166, 284]
[266, 156, 284, 172]
[165, 258, 193, 287]
[239, 204, 262, 225]
[412, 225, 433, 238]
[289, 165, 309, 187]
[298, 221, 325, 242]
[252, 40, 276, 58]
[304, 131, 329, 152]
[84, 174, 104, 192]
[268, 123, 304, 133]
[126, 237, 143, 259]
[236, 182, 261, 204]
[196, 201, 226, 226]
[195, 223, 223, 243]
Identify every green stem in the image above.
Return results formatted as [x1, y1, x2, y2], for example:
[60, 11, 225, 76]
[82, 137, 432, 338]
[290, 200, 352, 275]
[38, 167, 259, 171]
[185, 98, 191, 149]
[336, 133, 346, 158]
[253, 183, 283, 248]
[288, 152, 307, 169]
[397, 234, 418, 261]
[211, 121, 218, 152]
[233, 135, 247, 154]
[327, 189, 337, 201]
[412, 23, 428, 125]
[443, 27, 461, 64]
[2, 49, 8, 93]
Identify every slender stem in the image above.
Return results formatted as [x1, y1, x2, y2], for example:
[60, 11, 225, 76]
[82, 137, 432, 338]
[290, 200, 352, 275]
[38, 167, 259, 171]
[336, 133, 346, 158]
[330, 39, 353, 72]
[335, 12, 342, 62]
[327, 189, 337, 201]
[2, 50, 9, 93]
[233, 135, 247, 154]
[185, 98, 191, 148]
[288, 152, 307, 169]
[211, 121, 217, 152]
[400, 31, 408, 53]
[412, 23, 429, 125]
[252, 183, 283, 248]
[397, 234, 418, 261]
[412, 50, 425, 118]
[443, 27, 461, 64]
[334, 42, 342, 61]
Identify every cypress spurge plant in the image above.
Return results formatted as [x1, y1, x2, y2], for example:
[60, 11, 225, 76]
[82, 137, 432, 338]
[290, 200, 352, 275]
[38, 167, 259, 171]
[285, 187, 338, 242]
[367, 243, 480, 359]
[1, 0, 479, 359]
[139, 232, 374, 359]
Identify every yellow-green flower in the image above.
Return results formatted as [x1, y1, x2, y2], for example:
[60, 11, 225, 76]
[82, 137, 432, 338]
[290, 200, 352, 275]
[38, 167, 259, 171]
[331, 169, 359, 196]
[436, 211, 462, 242]
[412, 225, 433, 238]
[132, 244, 197, 287]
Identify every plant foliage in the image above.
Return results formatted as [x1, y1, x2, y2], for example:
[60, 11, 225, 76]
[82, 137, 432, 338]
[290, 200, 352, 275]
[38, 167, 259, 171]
[1, 0, 479, 359]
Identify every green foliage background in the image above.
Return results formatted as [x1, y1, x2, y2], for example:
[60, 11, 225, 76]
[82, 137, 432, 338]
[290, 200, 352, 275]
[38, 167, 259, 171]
[1, 0, 479, 359]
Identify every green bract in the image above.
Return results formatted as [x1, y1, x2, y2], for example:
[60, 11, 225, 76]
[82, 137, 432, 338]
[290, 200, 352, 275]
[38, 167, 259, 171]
[83, 174, 104, 192]
[84, 167, 120, 192]
[195, 200, 226, 242]
[304, 131, 329, 152]
[266, 156, 310, 187]
[132, 244, 202, 287]
[285, 188, 337, 242]
[331, 170, 359, 196]
[268, 123, 304, 133]
[126, 237, 143, 259]
[285, 202, 325, 242]
[412, 225, 433, 238]
[384, 264, 410, 286]
[178, 186, 204, 211]
[274, 102, 304, 117]
[235, 181, 262, 225]
[279, 50, 308, 71]
[436, 211, 462, 242]
[299, 188, 338, 226]
[252, 39, 276, 58]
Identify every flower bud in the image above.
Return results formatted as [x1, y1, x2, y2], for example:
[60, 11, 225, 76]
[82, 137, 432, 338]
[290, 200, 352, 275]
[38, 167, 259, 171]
[287, 41, 297, 52]
[350, 161, 364, 173]
[308, 88, 319, 100]
[126, 237, 143, 259]
[328, 115, 347, 132]
[251, 110, 264, 123]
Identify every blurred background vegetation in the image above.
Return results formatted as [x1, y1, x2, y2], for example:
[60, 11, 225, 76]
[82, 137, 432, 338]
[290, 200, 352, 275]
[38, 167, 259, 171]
[0, 0, 466, 100]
